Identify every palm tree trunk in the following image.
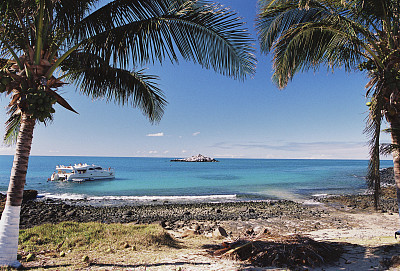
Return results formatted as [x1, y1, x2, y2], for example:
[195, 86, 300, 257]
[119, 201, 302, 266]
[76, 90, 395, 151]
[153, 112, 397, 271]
[389, 114, 400, 218]
[0, 113, 35, 268]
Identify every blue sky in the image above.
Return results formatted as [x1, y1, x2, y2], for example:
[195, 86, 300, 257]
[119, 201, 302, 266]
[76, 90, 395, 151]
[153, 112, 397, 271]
[0, 0, 392, 159]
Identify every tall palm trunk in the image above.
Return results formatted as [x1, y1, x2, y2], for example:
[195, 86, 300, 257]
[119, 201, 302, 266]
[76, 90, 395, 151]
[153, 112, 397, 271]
[0, 113, 35, 268]
[389, 114, 400, 218]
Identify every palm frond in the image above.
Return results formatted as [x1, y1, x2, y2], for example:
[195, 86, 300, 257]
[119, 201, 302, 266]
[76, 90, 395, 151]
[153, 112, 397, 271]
[364, 92, 385, 209]
[63, 51, 166, 123]
[271, 19, 363, 87]
[364, 97, 383, 185]
[257, 0, 383, 88]
[256, 0, 400, 209]
[53, 0, 99, 34]
[1, 0, 257, 144]
[68, 0, 187, 41]
[257, 0, 332, 54]
[4, 104, 20, 146]
[79, 1, 255, 80]
[380, 127, 400, 156]
[380, 143, 400, 156]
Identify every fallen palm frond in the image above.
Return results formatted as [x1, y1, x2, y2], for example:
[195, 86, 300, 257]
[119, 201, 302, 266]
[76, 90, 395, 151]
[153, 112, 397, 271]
[205, 234, 344, 269]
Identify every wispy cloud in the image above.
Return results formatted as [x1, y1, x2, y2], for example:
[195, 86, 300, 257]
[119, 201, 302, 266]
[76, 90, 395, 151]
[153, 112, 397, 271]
[210, 141, 368, 159]
[149, 150, 158, 154]
[147, 132, 164, 137]
[192, 132, 200, 136]
[212, 141, 365, 151]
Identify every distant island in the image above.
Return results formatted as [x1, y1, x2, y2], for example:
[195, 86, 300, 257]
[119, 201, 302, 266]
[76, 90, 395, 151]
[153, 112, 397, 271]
[170, 154, 219, 162]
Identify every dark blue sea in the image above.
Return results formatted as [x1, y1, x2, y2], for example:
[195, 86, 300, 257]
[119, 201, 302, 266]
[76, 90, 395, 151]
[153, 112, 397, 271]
[0, 156, 394, 204]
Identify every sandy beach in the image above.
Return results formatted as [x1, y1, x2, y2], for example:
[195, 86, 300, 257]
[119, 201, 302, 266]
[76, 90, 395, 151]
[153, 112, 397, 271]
[1, 185, 400, 270]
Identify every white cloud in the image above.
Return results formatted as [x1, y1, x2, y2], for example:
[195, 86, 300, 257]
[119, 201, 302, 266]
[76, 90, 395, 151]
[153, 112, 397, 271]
[181, 150, 187, 153]
[149, 150, 158, 154]
[163, 151, 170, 154]
[147, 132, 164, 137]
[192, 132, 200, 136]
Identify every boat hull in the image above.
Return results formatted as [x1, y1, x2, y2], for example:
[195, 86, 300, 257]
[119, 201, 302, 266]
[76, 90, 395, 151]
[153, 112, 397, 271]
[50, 164, 115, 182]
[68, 173, 115, 182]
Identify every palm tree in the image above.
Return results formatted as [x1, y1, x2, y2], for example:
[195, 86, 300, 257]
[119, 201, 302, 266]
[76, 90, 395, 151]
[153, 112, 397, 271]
[257, 0, 400, 210]
[0, 0, 255, 267]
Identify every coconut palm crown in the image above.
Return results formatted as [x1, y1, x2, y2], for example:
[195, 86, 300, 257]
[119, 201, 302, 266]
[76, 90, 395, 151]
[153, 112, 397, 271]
[0, 0, 255, 267]
[257, 0, 400, 210]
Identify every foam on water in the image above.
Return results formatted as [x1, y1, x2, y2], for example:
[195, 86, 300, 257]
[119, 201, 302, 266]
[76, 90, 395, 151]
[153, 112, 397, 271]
[39, 192, 238, 205]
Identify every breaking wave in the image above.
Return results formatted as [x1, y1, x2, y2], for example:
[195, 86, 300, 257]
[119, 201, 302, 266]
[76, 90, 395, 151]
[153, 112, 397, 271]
[38, 193, 238, 206]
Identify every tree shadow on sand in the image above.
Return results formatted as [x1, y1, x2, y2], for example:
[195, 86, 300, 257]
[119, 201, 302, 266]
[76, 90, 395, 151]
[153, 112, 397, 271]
[21, 260, 212, 270]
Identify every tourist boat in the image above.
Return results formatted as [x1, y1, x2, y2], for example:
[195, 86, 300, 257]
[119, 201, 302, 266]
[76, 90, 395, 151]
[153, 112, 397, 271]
[50, 163, 115, 182]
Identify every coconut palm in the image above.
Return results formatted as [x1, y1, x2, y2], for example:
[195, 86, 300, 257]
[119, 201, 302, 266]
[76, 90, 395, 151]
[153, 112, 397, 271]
[257, 0, 400, 210]
[0, 0, 255, 267]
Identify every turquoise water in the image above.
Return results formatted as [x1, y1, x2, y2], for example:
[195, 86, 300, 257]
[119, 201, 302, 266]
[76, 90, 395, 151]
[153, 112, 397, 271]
[0, 156, 394, 203]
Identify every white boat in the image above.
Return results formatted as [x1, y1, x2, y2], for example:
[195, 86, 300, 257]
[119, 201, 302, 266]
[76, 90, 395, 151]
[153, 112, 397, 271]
[50, 163, 115, 182]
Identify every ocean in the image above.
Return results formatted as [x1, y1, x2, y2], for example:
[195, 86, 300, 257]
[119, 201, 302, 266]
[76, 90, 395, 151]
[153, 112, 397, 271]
[0, 156, 394, 205]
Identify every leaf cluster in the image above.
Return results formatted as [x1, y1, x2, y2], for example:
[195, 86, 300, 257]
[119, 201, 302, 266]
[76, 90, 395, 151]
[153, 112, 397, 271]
[257, 0, 400, 206]
[0, 0, 256, 143]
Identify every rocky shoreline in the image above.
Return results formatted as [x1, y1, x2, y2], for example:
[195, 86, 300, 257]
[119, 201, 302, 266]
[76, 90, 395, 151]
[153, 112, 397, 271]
[13, 199, 334, 231]
[0, 192, 353, 236]
[316, 185, 398, 213]
[316, 167, 398, 214]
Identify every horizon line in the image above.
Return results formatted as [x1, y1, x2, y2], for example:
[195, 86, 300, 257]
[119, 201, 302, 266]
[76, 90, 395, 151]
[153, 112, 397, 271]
[0, 154, 393, 161]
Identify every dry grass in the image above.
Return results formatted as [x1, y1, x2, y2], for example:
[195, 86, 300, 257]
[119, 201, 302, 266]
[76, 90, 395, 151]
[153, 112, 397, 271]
[19, 221, 180, 252]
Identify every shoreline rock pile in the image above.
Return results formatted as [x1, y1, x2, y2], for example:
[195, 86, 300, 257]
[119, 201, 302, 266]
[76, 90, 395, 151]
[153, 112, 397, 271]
[317, 167, 398, 213]
[171, 154, 219, 162]
[380, 167, 395, 185]
[0, 196, 338, 233]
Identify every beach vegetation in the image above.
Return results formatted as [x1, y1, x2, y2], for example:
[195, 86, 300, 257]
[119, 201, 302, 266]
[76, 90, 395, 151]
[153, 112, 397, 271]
[9, 222, 218, 270]
[19, 222, 179, 253]
[257, 0, 400, 210]
[0, 0, 256, 267]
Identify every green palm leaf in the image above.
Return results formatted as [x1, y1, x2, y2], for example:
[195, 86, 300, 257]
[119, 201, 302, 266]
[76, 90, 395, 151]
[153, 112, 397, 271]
[4, 104, 20, 146]
[76, 1, 255, 80]
[63, 51, 166, 123]
[257, 0, 400, 209]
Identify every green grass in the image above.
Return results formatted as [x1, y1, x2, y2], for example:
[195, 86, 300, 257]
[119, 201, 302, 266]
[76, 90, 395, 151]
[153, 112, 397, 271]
[19, 222, 180, 252]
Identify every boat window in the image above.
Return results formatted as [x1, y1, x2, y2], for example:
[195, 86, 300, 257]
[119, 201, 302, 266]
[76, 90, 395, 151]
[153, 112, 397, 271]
[94, 167, 102, 170]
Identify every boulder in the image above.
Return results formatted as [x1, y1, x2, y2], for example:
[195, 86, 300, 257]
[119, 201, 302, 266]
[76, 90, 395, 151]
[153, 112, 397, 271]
[23, 190, 38, 202]
[380, 167, 395, 185]
[213, 226, 228, 238]
[0, 190, 37, 206]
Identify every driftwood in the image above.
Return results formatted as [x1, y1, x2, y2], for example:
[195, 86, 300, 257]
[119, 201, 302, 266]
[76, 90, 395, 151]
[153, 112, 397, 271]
[205, 234, 344, 269]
